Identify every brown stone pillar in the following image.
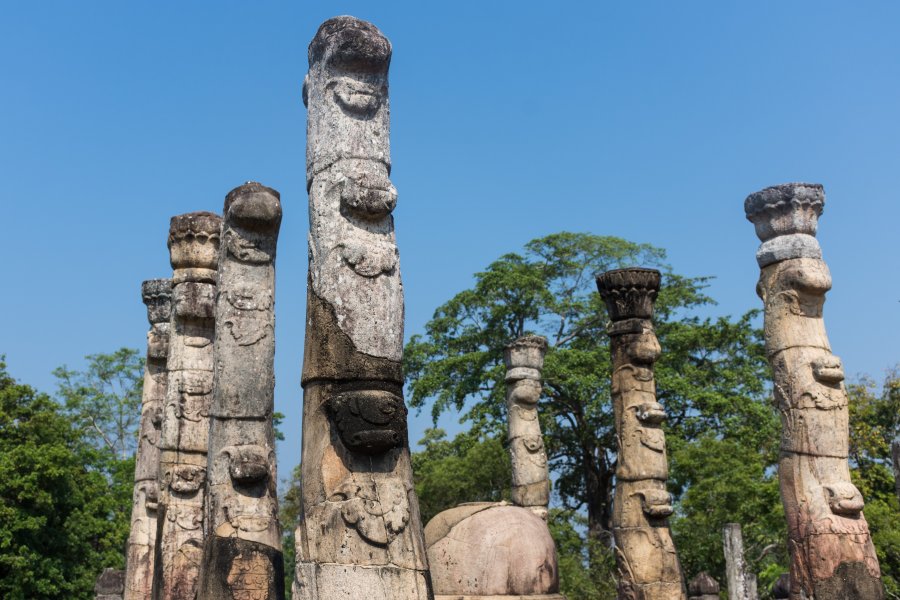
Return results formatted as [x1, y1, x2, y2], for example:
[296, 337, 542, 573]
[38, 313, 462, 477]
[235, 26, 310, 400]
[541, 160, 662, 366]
[745, 183, 883, 599]
[596, 268, 686, 600]
[294, 16, 432, 600]
[152, 212, 221, 600]
[96, 568, 125, 600]
[687, 573, 719, 600]
[124, 279, 171, 600]
[505, 336, 551, 518]
[197, 183, 284, 599]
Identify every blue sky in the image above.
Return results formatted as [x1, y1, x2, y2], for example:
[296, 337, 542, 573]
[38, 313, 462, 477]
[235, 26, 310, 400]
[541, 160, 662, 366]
[2, 2, 899, 480]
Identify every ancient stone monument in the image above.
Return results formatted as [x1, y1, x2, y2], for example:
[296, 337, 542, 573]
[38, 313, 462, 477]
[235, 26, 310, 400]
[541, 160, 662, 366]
[745, 183, 883, 599]
[687, 573, 719, 600]
[596, 268, 686, 600]
[723, 523, 758, 600]
[96, 568, 126, 600]
[124, 279, 171, 600]
[424, 336, 563, 599]
[294, 16, 432, 599]
[506, 336, 552, 518]
[153, 211, 222, 600]
[198, 183, 284, 599]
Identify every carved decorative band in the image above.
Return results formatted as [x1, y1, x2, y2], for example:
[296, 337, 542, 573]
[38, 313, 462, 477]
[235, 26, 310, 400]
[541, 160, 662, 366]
[756, 233, 822, 268]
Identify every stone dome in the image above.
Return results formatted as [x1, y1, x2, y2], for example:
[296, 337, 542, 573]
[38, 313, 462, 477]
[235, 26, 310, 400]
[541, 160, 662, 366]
[424, 502, 562, 598]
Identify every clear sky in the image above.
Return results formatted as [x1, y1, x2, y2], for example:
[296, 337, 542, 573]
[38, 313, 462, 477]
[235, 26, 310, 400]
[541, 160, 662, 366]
[2, 1, 899, 480]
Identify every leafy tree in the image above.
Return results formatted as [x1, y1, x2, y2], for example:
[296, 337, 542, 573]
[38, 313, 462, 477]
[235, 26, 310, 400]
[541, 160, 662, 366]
[847, 371, 900, 598]
[404, 232, 774, 591]
[0, 359, 125, 599]
[411, 428, 510, 523]
[280, 464, 302, 600]
[53, 348, 144, 461]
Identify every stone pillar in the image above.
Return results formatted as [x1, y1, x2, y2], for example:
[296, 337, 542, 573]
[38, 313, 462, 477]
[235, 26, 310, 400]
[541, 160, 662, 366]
[745, 183, 883, 599]
[197, 183, 284, 599]
[723, 523, 757, 600]
[96, 568, 125, 600]
[596, 268, 686, 600]
[504, 335, 551, 518]
[295, 16, 432, 600]
[152, 212, 221, 600]
[687, 573, 719, 600]
[124, 279, 171, 600]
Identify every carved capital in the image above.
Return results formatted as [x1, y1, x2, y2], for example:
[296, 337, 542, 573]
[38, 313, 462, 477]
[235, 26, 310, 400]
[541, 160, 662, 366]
[596, 268, 660, 321]
[142, 278, 172, 324]
[223, 182, 282, 264]
[168, 211, 222, 273]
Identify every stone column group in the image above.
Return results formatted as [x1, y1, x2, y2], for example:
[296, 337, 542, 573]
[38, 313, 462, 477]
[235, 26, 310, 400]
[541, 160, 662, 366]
[116, 14, 887, 600]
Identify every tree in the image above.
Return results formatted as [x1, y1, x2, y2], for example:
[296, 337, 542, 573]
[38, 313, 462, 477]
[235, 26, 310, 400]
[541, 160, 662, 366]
[0, 358, 126, 599]
[404, 232, 774, 585]
[53, 348, 144, 461]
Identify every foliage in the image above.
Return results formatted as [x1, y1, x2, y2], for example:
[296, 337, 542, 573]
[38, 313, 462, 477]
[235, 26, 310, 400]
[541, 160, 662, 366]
[411, 428, 511, 523]
[53, 348, 145, 461]
[404, 230, 773, 583]
[847, 371, 900, 598]
[0, 359, 126, 599]
[280, 463, 302, 600]
[547, 508, 617, 599]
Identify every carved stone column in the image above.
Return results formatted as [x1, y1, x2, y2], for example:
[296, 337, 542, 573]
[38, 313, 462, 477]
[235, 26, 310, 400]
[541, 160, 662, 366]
[745, 183, 884, 599]
[687, 573, 719, 600]
[596, 268, 686, 600]
[96, 568, 126, 600]
[295, 16, 432, 600]
[124, 279, 171, 600]
[152, 212, 221, 600]
[197, 183, 284, 599]
[505, 336, 551, 518]
[723, 523, 757, 600]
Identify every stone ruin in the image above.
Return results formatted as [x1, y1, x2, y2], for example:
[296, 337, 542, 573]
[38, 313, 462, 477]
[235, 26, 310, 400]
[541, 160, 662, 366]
[106, 14, 888, 600]
[424, 335, 564, 599]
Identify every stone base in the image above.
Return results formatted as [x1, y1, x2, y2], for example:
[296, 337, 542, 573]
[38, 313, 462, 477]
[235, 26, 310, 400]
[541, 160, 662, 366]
[435, 595, 565, 600]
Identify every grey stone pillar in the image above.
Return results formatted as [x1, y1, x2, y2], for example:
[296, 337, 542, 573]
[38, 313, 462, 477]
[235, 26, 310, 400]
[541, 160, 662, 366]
[152, 212, 221, 600]
[96, 568, 125, 600]
[745, 183, 883, 599]
[124, 279, 171, 600]
[197, 183, 284, 599]
[723, 523, 757, 600]
[504, 336, 551, 518]
[687, 572, 720, 600]
[294, 16, 432, 600]
[596, 268, 686, 600]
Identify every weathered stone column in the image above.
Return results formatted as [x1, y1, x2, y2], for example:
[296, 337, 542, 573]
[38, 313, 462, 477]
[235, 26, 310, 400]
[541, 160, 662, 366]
[152, 212, 221, 600]
[745, 183, 883, 599]
[96, 568, 126, 600]
[505, 335, 551, 518]
[723, 523, 757, 600]
[596, 268, 686, 600]
[124, 279, 171, 600]
[687, 573, 719, 600]
[295, 16, 432, 600]
[198, 183, 284, 599]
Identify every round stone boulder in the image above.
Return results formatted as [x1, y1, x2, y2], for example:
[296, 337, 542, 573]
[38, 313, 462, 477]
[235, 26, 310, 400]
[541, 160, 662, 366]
[425, 502, 563, 599]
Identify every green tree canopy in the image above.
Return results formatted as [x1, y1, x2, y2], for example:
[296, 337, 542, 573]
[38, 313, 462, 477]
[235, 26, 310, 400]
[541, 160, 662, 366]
[0, 359, 126, 599]
[404, 232, 779, 592]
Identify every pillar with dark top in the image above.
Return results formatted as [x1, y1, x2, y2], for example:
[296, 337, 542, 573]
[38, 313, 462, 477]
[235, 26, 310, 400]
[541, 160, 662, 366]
[597, 268, 685, 600]
[294, 16, 432, 600]
[746, 183, 883, 599]
[124, 279, 171, 600]
[152, 212, 221, 600]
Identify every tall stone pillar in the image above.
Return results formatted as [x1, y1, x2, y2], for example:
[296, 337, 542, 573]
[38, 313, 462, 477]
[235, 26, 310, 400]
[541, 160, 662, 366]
[745, 183, 884, 599]
[596, 268, 686, 600]
[295, 16, 432, 600]
[152, 211, 221, 600]
[198, 183, 284, 599]
[124, 279, 172, 600]
[723, 523, 757, 600]
[504, 336, 551, 518]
